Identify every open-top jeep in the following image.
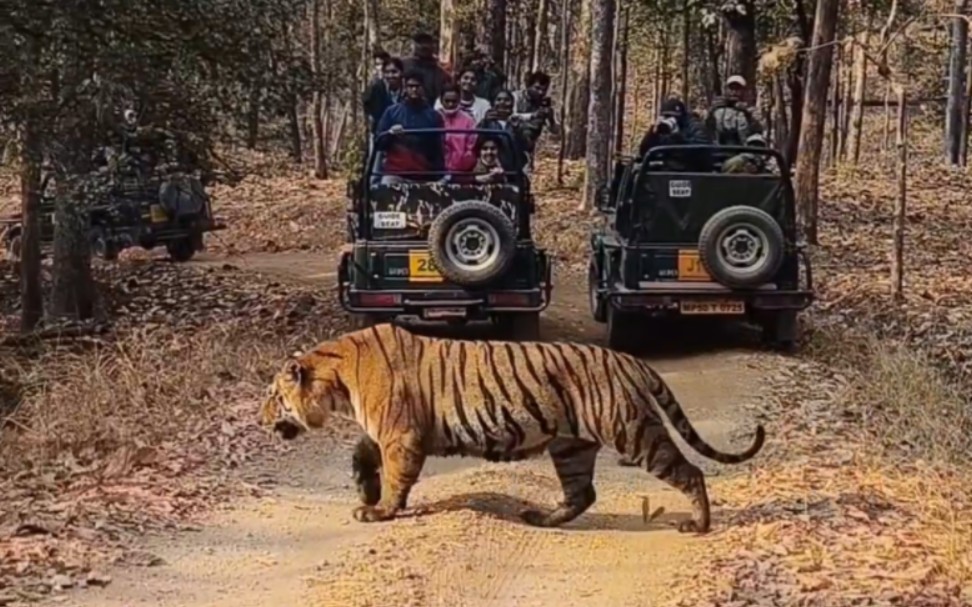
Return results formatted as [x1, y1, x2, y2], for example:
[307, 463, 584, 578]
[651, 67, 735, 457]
[1, 172, 223, 264]
[588, 144, 813, 352]
[338, 128, 552, 339]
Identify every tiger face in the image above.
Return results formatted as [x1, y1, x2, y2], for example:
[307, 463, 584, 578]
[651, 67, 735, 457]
[261, 352, 350, 440]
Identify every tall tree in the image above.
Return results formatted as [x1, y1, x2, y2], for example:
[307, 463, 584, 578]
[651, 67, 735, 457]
[582, 0, 615, 210]
[945, 1, 969, 166]
[723, 0, 757, 100]
[310, 0, 327, 179]
[566, 0, 593, 158]
[846, 28, 868, 165]
[794, 0, 840, 244]
[487, 0, 508, 70]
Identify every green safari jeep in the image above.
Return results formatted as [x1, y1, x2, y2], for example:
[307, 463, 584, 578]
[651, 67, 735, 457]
[338, 128, 552, 340]
[588, 144, 814, 352]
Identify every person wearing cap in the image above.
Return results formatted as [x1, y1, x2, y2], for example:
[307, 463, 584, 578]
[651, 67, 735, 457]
[705, 74, 763, 146]
[722, 132, 777, 174]
[636, 96, 710, 171]
[402, 32, 452, 103]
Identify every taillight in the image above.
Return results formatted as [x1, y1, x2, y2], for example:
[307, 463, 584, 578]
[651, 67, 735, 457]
[358, 293, 401, 307]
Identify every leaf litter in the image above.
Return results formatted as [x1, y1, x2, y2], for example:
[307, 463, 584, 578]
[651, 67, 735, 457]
[2, 145, 972, 605]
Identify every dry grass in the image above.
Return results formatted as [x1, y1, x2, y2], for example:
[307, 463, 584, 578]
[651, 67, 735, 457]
[0, 324, 293, 474]
[798, 325, 972, 593]
[806, 325, 972, 465]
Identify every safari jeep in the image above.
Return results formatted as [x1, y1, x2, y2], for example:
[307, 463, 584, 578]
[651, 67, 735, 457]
[338, 128, 552, 340]
[1, 173, 223, 264]
[588, 144, 814, 352]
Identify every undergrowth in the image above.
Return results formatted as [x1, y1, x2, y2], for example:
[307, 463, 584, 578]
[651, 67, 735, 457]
[0, 324, 293, 474]
[804, 324, 972, 585]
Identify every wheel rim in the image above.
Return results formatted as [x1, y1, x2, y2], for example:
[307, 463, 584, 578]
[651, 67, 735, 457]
[443, 218, 501, 273]
[715, 222, 771, 277]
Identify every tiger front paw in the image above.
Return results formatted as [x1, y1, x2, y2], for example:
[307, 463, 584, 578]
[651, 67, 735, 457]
[352, 505, 397, 523]
[355, 474, 381, 506]
[676, 519, 709, 534]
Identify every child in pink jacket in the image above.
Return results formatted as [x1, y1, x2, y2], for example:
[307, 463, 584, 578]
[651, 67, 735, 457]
[438, 86, 478, 175]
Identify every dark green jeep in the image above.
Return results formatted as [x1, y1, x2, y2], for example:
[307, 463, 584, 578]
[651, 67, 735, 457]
[588, 144, 813, 352]
[338, 128, 552, 339]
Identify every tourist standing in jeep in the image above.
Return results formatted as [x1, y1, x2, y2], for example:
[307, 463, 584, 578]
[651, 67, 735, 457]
[402, 32, 452, 103]
[374, 71, 445, 184]
[705, 75, 763, 146]
[513, 71, 558, 160]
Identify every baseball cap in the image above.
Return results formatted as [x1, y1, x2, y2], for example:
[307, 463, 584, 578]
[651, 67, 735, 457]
[726, 75, 747, 88]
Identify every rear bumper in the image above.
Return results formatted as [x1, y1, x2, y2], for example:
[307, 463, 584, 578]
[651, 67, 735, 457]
[337, 249, 553, 317]
[609, 283, 813, 314]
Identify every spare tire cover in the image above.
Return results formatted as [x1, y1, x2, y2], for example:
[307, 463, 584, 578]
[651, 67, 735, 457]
[698, 205, 785, 288]
[427, 201, 517, 288]
[159, 176, 206, 217]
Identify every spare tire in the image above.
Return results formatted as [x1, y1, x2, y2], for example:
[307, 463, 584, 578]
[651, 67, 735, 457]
[698, 205, 785, 288]
[159, 176, 206, 217]
[428, 201, 516, 287]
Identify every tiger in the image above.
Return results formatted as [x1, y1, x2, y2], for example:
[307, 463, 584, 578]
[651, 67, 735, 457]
[260, 323, 765, 532]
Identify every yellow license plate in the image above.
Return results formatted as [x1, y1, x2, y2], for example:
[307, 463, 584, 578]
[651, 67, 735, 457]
[149, 204, 168, 223]
[677, 250, 711, 281]
[680, 300, 745, 315]
[408, 250, 443, 282]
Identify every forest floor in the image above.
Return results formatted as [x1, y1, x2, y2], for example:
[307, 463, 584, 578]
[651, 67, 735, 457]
[0, 148, 971, 606]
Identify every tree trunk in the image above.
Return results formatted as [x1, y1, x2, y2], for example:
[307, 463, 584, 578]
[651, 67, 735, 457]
[581, 0, 616, 210]
[613, 6, 629, 156]
[487, 0, 508, 71]
[961, 36, 972, 164]
[246, 83, 261, 149]
[794, 0, 839, 245]
[723, 0, 757, 101]
[891, 84, 907, 300]
[773, 74, 790, 151]
[440, 0, 458, 70]
[50, 179, 94, 321]
[18, 115, 43, 331]
[531, 0, 549, 71]
[681, 0, 691, 100]
[287, 97, 302, 163]
[364, 0, 380, 53]
[945, 2, 969, 165]
[556, 0, 572, 185]
[565, 0, 592, 158]
[883, 81, 892, 152]
[846, 29, 868, 165]
[828, 42, 841, 168]
[310, 0, 327, 178]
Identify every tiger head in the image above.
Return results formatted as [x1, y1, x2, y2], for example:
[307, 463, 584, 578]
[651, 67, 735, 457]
[261, 346, 351, 440]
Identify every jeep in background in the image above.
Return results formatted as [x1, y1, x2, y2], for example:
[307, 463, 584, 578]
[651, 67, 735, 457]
[338, 128, 552, 340]
[1, 171, 224, 264]
[588, 144, 814, 352]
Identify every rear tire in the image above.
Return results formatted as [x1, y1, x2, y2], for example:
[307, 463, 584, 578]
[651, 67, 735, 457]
[166, 237, 195, 262]
[606, 305, 640, 353]
[588, 261, 606, 323]
[761, 310, 799, 353]
[496, 312, 541, 341]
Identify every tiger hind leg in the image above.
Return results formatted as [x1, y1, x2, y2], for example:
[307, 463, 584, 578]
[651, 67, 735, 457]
[521, 438, 600, 528]
[351, 435, 382, 506]
[641, 432, 711, 533]
[352, 434, 426, 523]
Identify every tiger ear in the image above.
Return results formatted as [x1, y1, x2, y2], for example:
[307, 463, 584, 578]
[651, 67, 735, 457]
[285, 359, 305, 385]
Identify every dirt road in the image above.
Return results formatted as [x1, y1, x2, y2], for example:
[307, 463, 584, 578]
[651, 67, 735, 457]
[60, 252, 774, 607]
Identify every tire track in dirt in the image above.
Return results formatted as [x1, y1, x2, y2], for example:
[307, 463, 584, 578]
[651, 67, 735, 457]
[57, 252, 775, 607]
